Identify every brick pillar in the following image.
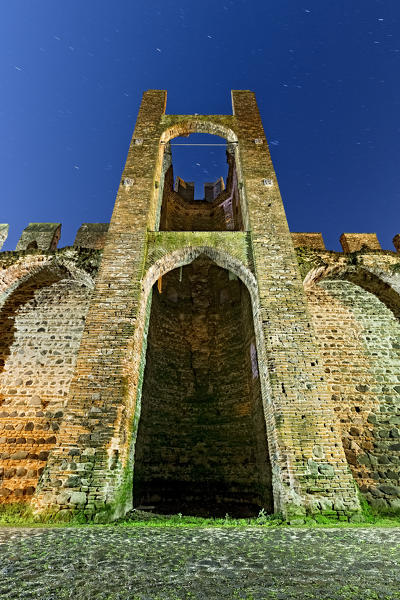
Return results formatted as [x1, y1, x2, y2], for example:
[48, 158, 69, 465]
[231, 91, 360, 517]
[33, 91, 167, 519]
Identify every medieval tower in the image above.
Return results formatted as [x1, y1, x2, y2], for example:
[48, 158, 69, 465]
[1, 91, 400, 521]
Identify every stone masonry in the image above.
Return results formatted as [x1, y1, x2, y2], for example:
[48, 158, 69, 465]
[0, 90, 399, 520]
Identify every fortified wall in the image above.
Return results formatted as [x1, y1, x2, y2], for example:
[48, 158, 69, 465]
[0, 90, 399, 521]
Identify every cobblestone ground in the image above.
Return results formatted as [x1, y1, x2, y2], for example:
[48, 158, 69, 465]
[0, 527, 399, 600]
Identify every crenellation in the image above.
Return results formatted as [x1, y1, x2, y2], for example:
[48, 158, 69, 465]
[74, 223, 109, 250]
[291, 233, 325, 251]
[340, 232, 381, 253]
[16, 223, 61, 252]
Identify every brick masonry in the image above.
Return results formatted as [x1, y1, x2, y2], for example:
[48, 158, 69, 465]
[0, 90, 399, 520]
[340, 233, 382, 253]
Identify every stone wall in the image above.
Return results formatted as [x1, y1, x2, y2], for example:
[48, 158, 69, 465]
[300, 248, 400, 511]
[133, 255, 272, 517]
[0, 250, 98, 503]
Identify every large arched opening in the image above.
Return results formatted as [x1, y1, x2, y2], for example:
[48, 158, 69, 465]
[132, 253, 272, 517]
[153, 118, 248, 232]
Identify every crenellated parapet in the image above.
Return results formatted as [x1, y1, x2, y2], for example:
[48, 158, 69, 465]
[2, 225, 398, 254]
[0, 223, 110, 253]
[292, 231, 400, 253]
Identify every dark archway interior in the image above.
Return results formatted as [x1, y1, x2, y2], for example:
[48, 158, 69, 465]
[132, 255, 272, 517]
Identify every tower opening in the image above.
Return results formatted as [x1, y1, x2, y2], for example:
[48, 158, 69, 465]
[159, 134, 244, 232]
[132, 255, 272, 517]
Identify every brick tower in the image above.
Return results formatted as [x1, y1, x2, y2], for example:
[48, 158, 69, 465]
[10, 91, 364, 520]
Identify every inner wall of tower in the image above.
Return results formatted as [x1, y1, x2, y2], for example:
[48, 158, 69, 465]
[132, 255, 272, 517]
[159, 145, 244, 231]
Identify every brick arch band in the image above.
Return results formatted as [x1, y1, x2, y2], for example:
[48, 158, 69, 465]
[304, 264, 400, 320]
[0, 259, 95, 308]
[160, 118, 239, 144]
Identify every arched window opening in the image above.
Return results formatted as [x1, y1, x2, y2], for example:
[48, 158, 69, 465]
[159, 134, 244, 232]
[132, 254, 272, 517]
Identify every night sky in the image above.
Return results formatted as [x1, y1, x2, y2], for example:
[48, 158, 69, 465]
[2, 1, 399, 251]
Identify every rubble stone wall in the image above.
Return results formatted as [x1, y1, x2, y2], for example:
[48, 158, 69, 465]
[300, 248, 400, 510]
[0, 250, 98, 503]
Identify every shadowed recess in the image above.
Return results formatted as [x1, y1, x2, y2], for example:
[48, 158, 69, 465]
[132, 255, 272, 517]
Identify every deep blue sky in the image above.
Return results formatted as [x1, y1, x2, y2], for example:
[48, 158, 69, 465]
[1, 1, 399, 250]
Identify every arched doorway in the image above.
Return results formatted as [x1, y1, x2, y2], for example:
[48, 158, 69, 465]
[132, 254, 272, 517]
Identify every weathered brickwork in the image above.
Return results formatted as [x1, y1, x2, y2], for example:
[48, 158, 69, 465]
[340, 233, 381, 253]
[1, 90, 399, 521]
[291, 232, 325, 251]
[74, 223, 109, 250]
[16, 223, 61, 252]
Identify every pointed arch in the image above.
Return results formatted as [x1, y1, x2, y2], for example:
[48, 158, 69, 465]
[133, 248, 273, 516]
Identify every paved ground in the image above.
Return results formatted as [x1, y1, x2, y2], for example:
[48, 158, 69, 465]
[0, 527, 399, 599]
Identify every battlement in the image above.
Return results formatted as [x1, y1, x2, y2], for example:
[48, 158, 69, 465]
[1, 223, 399, 253]
[0, 222, 110, 252]
[74, 223, 109, 249]
[291, 232, 400, 253]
